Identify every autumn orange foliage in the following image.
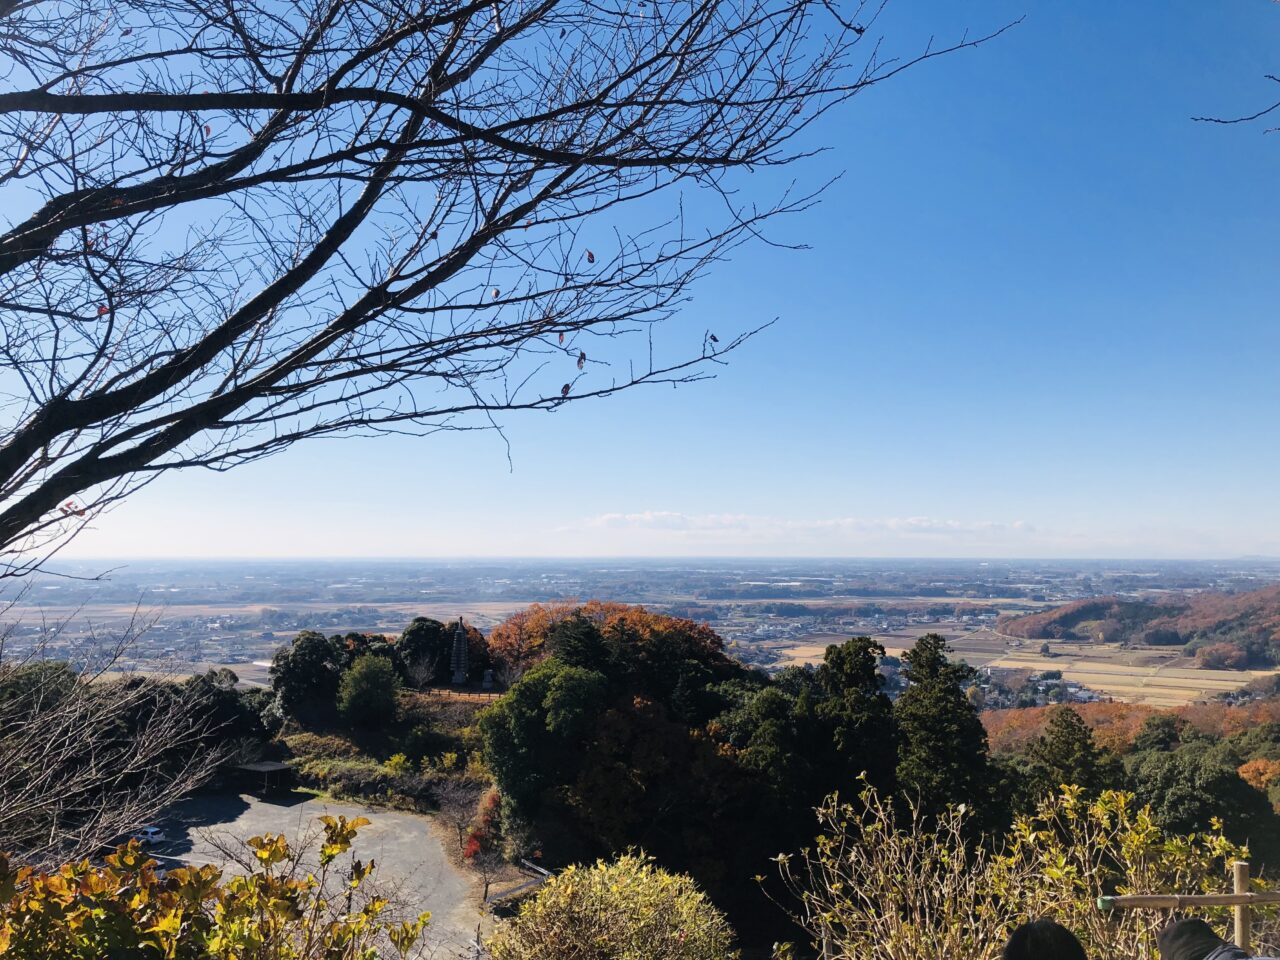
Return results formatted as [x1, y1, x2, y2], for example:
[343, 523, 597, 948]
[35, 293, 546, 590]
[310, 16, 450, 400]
[983, 702, 1156, 754]
[983, 698, 1280, 755]
[486, 603, 573, 678]
[486, 601, 723, 680]
[1197, 643, 1249, 670]
[487, 601, 624, 678]
[1237, 758, 1280, 792]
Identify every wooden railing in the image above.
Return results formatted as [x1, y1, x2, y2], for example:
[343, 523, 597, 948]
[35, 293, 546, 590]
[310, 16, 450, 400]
[1098, 861, 1280, 951]
[420, 687, 502, 702]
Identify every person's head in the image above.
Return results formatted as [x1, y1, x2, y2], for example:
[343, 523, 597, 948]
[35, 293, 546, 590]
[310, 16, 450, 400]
[1157, 919, 1239, 960]
[1003, 919, 1088, 960]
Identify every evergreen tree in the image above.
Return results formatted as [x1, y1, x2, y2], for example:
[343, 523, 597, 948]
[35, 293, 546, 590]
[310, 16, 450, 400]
[721, 684, 821, 807]
[1026, 705, 1118, 795]
[396, 617, 451, 687]
[1128, 741, 1275, 846]
[477, 658, 610, 814]
[337, 655, 401, 730]
[546, 613, 612, 672]
[1226, 722, 1280, 763]
[814, 637, 897, 793]
[1132, 713, 1186, 753]
[183, 669, 270, 746]
[894, 633, 993, 819]
[269, 630, 342, 722]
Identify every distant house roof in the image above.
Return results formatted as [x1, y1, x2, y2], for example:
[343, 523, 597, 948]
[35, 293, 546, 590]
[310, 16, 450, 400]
[236, 761, 291, 774]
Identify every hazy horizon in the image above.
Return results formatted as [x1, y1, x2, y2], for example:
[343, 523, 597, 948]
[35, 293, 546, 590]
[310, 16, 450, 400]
[52, 551, 1280, 564]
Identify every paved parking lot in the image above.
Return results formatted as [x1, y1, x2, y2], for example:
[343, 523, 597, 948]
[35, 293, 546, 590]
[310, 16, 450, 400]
[149, 791, 482, 957]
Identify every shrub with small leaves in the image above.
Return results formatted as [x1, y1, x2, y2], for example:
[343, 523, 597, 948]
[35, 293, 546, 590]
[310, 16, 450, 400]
[0, 816, 430, 959]
[487, 853, 737, 960]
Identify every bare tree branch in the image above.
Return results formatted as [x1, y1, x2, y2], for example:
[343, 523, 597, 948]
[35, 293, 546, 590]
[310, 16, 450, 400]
[0, 0, 1010, 572]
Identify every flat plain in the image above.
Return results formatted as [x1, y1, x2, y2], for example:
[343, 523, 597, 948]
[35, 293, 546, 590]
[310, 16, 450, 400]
[16, 584, 1279, 707]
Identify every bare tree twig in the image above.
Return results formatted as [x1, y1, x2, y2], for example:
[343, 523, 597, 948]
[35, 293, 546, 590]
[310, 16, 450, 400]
[0, 0, 1011, 573]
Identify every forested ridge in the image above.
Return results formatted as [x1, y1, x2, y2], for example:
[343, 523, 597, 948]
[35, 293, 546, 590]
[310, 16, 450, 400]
[998, 584, 1280, 668]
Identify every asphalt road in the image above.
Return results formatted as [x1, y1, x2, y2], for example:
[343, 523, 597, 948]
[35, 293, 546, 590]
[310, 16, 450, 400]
[149, 791, 482, 957]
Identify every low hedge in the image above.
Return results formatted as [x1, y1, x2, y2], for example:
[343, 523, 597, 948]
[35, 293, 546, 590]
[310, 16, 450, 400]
[295, 757, 440, 811]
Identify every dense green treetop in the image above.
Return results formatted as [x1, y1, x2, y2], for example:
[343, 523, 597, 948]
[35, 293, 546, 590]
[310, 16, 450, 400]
[478, 658, 610, 812]
[270, 630, 343, 721]
[1025, 705, 1118, 796]
[337, 655, 401, 730]
[814, 636, 897, 794]
[1127, 740, 1273, 844]
[396, 617, 451, 686]
[894, 633, 994, 820]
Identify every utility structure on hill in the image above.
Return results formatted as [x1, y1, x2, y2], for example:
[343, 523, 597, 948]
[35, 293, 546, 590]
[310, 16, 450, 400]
[450, 619, 470, 686]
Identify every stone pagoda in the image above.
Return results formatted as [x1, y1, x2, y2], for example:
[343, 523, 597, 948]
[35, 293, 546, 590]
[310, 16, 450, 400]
[449, 617, 469, 685]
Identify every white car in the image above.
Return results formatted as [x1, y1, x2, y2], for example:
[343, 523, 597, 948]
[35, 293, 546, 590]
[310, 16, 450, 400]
[133, 826, 167, 845]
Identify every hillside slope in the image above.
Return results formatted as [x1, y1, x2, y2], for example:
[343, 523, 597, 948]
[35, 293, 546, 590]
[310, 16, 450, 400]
[997, 585, 1280, 667]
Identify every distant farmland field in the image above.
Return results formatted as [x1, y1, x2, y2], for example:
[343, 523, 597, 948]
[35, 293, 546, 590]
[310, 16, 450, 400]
[776, 627, 1280, 707]
[5, 599, 532, 624]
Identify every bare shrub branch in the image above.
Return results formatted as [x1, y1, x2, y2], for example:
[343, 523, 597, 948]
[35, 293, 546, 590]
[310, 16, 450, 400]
[0, 608, 223, 866]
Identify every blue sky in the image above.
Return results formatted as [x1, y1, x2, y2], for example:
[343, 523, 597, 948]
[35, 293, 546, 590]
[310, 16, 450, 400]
[68, 1, 1280, 560]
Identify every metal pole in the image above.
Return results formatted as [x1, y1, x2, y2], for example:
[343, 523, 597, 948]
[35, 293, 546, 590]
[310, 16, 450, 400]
[1234, 860, 1251, 952]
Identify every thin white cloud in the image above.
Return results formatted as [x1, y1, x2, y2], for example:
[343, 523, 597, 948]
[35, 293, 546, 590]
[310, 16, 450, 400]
[571, 511, 1038, 547]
